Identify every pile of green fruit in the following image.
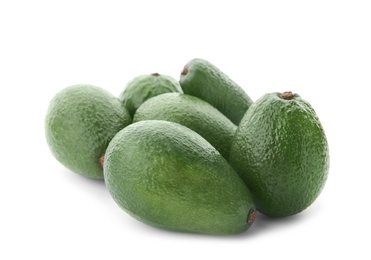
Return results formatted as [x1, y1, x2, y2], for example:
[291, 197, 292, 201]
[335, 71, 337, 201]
[45, 58, 329, 235]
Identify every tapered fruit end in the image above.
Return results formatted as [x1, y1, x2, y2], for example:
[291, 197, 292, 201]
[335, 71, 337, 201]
[247, 208, 257, 226]
[181, 66, 188, 76]
[151, 73, 160, 76]
[280, 91, 294, 100]
[99, 155, 104, 167]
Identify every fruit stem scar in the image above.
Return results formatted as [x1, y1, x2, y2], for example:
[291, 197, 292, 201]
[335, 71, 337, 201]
[151, 73, 160, 76]
[99, 155, 104, 167]
[181, 66, 188, 76]
[247, 209, 257, 225]
[280, 91, 294, 100]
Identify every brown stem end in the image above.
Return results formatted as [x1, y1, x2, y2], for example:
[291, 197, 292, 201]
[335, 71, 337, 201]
[247, 208, 257, 226]
[181, 66, 188, 76]
[151, 73, 160, 76]
[99, 155, 104, 167]
[280, 91, 294, 100]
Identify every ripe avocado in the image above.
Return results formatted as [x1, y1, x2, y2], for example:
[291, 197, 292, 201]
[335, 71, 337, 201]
[179, 58, 253, 125]
[104, 120, 256, 235]
[229, 91, 329, 217]
[119, 73, 183, 117]
[133, 93, 237, 160]
[45, 84, 132, 179]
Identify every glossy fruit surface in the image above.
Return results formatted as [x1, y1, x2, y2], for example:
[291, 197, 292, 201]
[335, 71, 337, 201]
[179, 58, 253, 125]
[133, 93, 237, 160]
[229, 92, 329, 217]
[104, 120, 256, 234]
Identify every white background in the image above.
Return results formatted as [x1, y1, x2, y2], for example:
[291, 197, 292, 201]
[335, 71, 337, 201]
[1, 0, 370, 259]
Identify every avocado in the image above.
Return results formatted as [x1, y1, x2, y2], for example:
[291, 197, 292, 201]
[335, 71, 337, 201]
[104, 120, 256, 235]
[119, 73, 183, 117]
[45, 84, 132, 179]
[179, 58, 253, 125]
[133, 93, 237, 160]
[229, 91, 329, 217]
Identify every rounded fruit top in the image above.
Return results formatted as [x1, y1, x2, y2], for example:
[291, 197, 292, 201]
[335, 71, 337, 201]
[119, 74, 183, 117]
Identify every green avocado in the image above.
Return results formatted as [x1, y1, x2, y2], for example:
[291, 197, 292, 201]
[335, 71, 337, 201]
[104, 120, 256, 235]
[179, 58, 253, 125]
[133, 93, 237, 160]
[229, 91, 329, 217]
[119, 73, 183, 117]
[45, 84, 132, 179]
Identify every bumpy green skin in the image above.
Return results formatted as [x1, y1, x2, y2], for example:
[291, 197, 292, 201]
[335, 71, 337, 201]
[119, 73, 183, 117]
[133, 93, 237, 160]
[229, 92, 329, 217]
[179, 58, 253, 125]
[104, 120, 255, 235]
[45, 84, 132, 179]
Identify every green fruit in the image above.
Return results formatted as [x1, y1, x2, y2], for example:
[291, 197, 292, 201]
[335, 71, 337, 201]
[133, 93, 237, 160]
[179, 58, 253, 125]
[229, 91, 329, 217]
[119, 73, 183, 117]
[104, 120, 256, 235]
[45, 84, 132, 179]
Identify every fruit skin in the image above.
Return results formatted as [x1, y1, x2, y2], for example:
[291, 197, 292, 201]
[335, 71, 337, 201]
[133, 93, 237, 160]
[45, 84, 132, 179]
[179, 58, 253, 125]
[119, 73, 183, 117]
[104, 120, 256, 235]
[229, 92, 329, 217]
